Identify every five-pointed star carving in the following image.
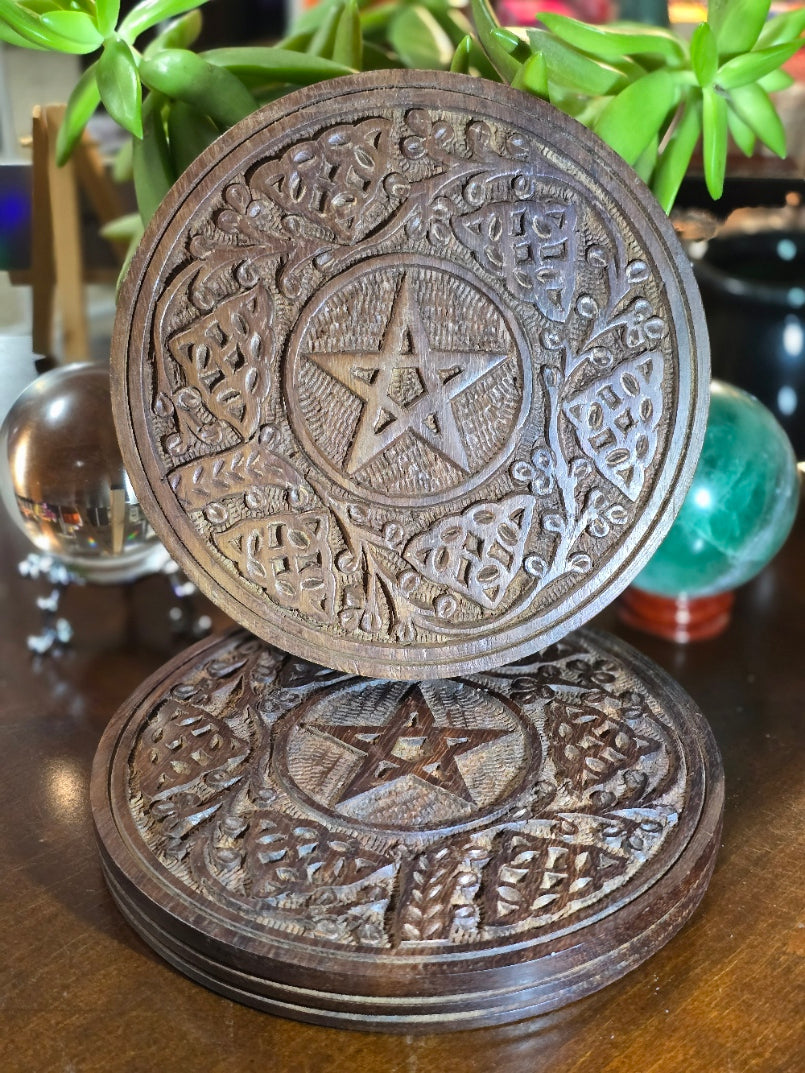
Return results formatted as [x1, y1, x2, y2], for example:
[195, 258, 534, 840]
[306, 273, 508, 475]
[311, 684, 510, 806]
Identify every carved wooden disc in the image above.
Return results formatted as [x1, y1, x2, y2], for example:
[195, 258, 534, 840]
[92, 628, 723, 1031]
[113, 72, 709, 679]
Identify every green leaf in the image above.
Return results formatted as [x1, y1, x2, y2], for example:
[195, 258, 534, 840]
[388, 5, 453, 69]
[306, 0, 342, 58]
[119, 0, 211, 43]
[652, 96, 701, 213]
[759, 68, 795, 92]
[594, 68, 677, 166]
[143, 8, 203, 57]
[0, 0, 95, 51]
[526, 28, 630, 96]
[726, 106, 756, 155]
[141, 48, 257, 128]
[332, 0, 362, 68]
[757, 8, 805, 47]
[716, 42, 802, 90]
[537, 12, 687, 63]
[690, 23, 718, 86]
[203, 47, 354, 90]
[511, 51, 548, 99]
[702, 86, 727, 199]
[55, 59, 100, 164]
[96, 0, 120, 37]
[132, 94, 174, 222]
[100, 211, 142, 242]
[358, 40, 404, 70]
[97, 36, 142, 138]
[167, 99, 219, 175]
[0, 19, 48, 50]
[633, 133, 658, 184]
[708, 0, 771, 56]
[469, 0, 520, 81]
[728, 82, 787, 156]
[40, 10, 103, 48]
[112, 136, 133, 182]
[450, 34, 500, 80]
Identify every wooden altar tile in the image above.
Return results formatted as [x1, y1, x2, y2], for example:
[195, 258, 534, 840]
[111, 72, 709, 680]
[92, 628, 723, 1031]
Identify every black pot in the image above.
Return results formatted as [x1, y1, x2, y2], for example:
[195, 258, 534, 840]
[693, 230, 805, 456]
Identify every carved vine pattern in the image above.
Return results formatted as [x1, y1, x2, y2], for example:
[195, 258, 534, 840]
[129, 633, 684, 948]
[148, 107, 671, 642]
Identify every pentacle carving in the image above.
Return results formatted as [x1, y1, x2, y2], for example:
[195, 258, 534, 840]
[113, 72, 709, 678]
[277, 678, 531, 829]
[286, 258, 529, 504]
[92, 628, 724, 1028]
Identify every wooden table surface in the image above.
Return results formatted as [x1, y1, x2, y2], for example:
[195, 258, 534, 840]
[0, 393, 802, 1070]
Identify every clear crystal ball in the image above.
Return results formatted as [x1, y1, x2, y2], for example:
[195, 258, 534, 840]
[0, 363, 168, 583]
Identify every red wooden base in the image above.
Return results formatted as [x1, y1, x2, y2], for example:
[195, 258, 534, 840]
[617, 587, 735, 643]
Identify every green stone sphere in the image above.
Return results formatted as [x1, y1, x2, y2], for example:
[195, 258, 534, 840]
[635, 381, 800, 598]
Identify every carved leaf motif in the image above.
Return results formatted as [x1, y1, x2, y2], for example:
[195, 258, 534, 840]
[482, 830, 627, 925]
[393, 845, 464, 944]
[167, 284, 272, 442]
[453, 199, 577, 321]
[250, 119, 393, 243]
[545, 696, 660, 789]
[132, 697, 251, 849]
[403, 495, 535, 611]
[563, 352, 664, 501]
[168, 441, 307, 509]
[238, 812, 390, 900]
[213, 512, 336, 624]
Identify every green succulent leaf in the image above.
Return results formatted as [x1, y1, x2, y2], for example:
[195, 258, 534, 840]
[0, 16, 48, 50]
[511, 50, 548, 99]
[132, 94, 174, 223]
[0, 0, 95, 51]
[470, 0, 521, 81]
[652, 96, 702, 214]
[119, 0, 211, 43]
[388, 5, 454, 69]
[332, 0, 362, 68]
[144, 9, 203, 57]
[702, 85, 727, 198]
[306, 0, 342, 57]
[140, 48, 257, 129]
[40, 9, 103, 48]
[55, 59, 101, 164]
[759, 68, 796, 92]
[594, 68, 677, 166]
[202, 47, 355, 90]
[726, 106, 756, 155]
[98, 36, 143, 138]
[756, 7, 805, 47]
[450, 33, 500, 80]
[537, 12, 687, 64]
[167, 99, 219, 175]
[708, 0, 771, 57]
[633, 133, 659, 184]
[96, 0, 120, 37]
[690, 22, 718, 86]
[728, 82, 787, 156]
[526, 28, 629, 96]
[717, 42, 802, 90]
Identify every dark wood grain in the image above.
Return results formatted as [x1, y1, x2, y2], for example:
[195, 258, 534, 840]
[112, 72, 709, 679]
[90, 626, 722, 1030]
[1, 488, 803, 1069]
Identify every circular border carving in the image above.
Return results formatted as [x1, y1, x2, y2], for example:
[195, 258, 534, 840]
[91, 627, 723, 1031]
[113, 72, 709, 679]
